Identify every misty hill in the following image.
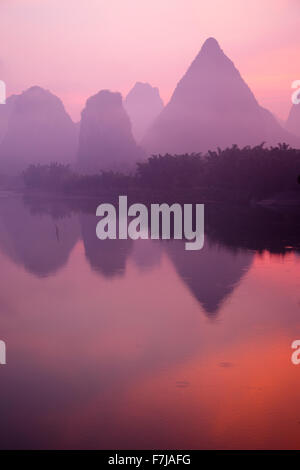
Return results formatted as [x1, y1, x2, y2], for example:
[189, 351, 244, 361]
[80, 212, 133, 277]
[286, 104, 300, 136]
[124, 82, 164, 142]
[142, 38, 299, 155]
[77, 90, 145, 174]
[0, 94, 18, 143]
[0, 86, 78, 174]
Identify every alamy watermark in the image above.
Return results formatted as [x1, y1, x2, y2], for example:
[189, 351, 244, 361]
[96, 196, 204, 251]
[0, 340, 6, 365]
[291, 80, 300, 105]
[0, 80, 6, 104]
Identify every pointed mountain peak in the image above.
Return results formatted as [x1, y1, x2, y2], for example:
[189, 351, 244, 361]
[141, 38, 279, 155]
[200, 37, 222, 54]
[187, 37, 228, 72]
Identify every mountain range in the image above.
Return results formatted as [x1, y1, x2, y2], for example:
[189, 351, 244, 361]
[0, 37, 299, 175]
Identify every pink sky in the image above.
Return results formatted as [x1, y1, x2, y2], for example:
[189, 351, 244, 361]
[0, 0, 299, 122]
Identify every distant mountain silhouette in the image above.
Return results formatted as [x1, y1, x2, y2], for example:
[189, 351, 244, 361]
[0, 87, 78, 174]
[124, 82, 164, 142]
[286, 104, 300, 136]
[259, 107, 299, 144]
[142, 37, 299, 154]
[0, 94, 18, 144]
[77, 90, 144, 174]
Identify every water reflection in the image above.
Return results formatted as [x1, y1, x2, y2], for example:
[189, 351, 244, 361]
[80, 212, 133, 278]
[131, 238, 163, 272]
[165, 239, 253, 316]
[0, 196, 79, 277]
[0, 194, 299, 449]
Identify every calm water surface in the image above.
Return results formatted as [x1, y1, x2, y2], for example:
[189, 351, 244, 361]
[0, 194, 300, 449]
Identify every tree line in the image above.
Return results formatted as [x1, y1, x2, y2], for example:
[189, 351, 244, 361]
[22, 143, 300, 203]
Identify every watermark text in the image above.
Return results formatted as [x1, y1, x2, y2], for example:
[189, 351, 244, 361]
[96, 196, 204, 251]
[0, 340, 6, 365]
[291, 80, 300, 105]
[0, 80, 6, 104]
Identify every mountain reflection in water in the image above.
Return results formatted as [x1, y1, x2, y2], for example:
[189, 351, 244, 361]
[0, 194, 299, 449]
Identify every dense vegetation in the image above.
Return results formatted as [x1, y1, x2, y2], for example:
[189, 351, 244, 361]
[22, 144, 300, 203]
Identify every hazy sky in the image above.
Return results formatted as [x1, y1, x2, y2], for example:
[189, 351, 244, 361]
[0, 0, 299, 121]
